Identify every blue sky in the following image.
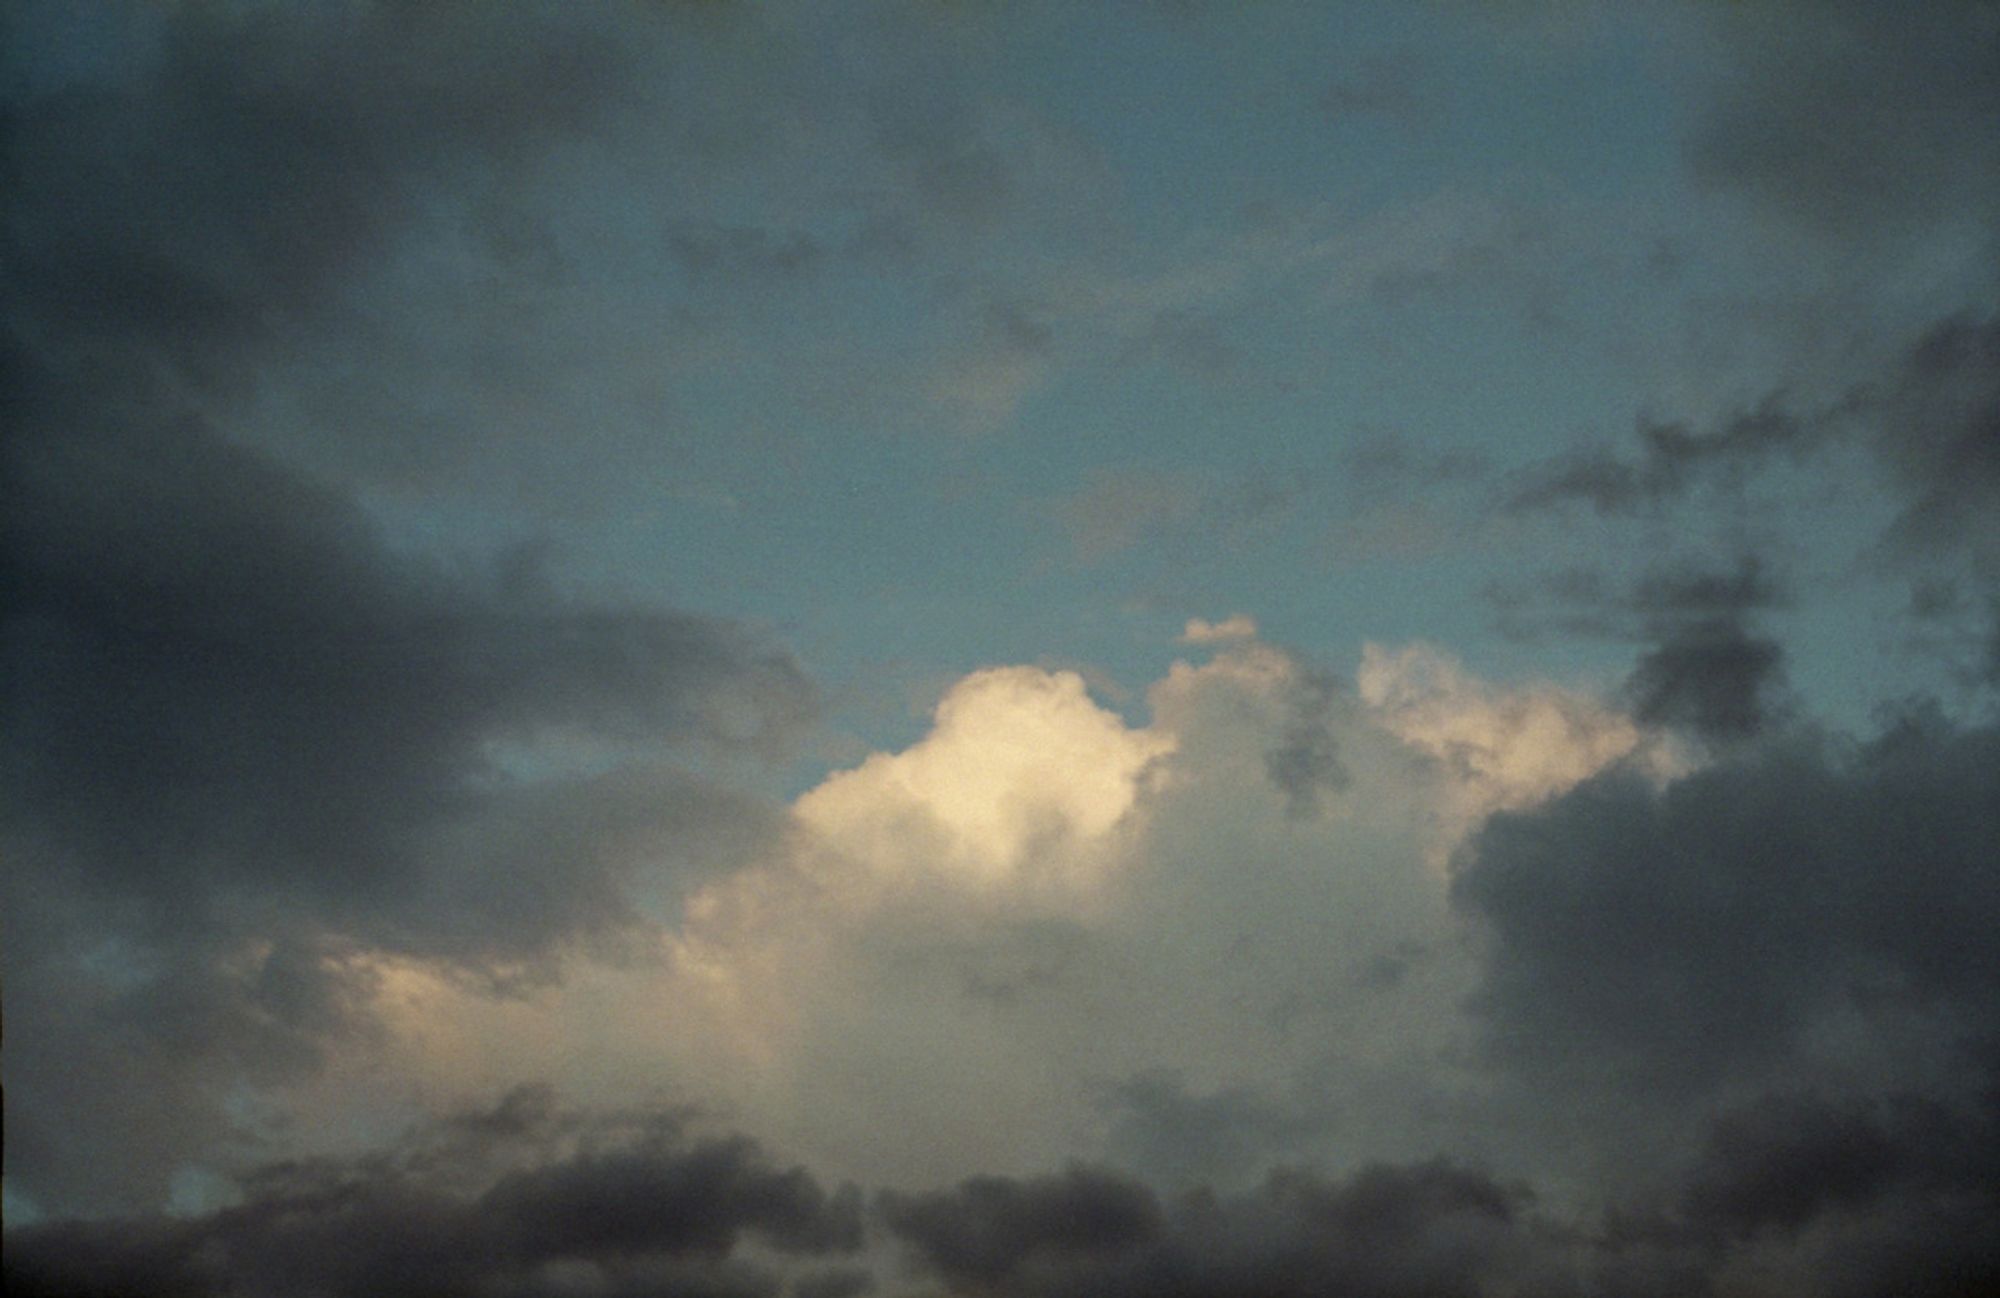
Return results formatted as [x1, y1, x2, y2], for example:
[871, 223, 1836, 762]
[224, 0, 1978, 769]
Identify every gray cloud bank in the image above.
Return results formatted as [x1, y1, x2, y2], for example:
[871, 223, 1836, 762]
[5, 1089, 864, 1298]
[12, 1095, 1997, 1298]
[2, 0, 814, 1217]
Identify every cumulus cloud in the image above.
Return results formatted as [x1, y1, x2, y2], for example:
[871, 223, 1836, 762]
[292, 643, 1582, 1199]
[790, 666, 1173, 897]
[16, 622, 1996, 1294]
[10, 2, 1998, 1289]
[1357, 641, 1671, 862]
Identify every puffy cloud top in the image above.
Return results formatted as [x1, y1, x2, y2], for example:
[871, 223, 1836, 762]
[794, 667, 1173, 892]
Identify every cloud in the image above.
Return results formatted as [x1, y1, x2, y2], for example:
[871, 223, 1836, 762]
[3, 1088, 864, 1298]
[1625, 614, 1787, 743]
[791, 666, 1173, 895]
[879, 1159, 1557, 1298]
[1688, 0, 2000, 247]
[2, 397, 812, 948]
[1454, 708, 2000, 1111]
[20, 619, 1995, 1294]
[1505, 396, 1821, 516]
[1261, 663, 1350, 820]
[0, 1, 824, 1210]
[1, 2, 632, 378]
[1498, 302, 2000, 687]
[1051, 466, 1213, 563]
[923, 301, 1059, 434]
[1510, 554, 1795, 745]
[1098, 1070, 1316, 1191]
[1339, 432, 1491, 495]
[0, 395, 813, 1213]
[1357, 642, 1670, 862]
[1178, 614, 1259, 644]
[1679, 1089, 1996, 1242]
[879, 1164, 1163, 1289]
[327, 643, 1531, 1197]
[17, 1083, 1998, 1298]
[1872, 314, 2000, 563]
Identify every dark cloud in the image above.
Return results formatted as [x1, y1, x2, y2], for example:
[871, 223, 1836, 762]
[1597, 1087, 2000, 1298]
[0, 1, 817, 1217]
[14, 1088, 1997, 1298]
[1262, 663, 1349, 819]
[1502, 309, 2000, 683]
[1505, 397, 1818, 516]
[1, 2, 629, 381]
[1506, 314, 1996, 557]
[1628, 556, 1787, 616]
[1486, 555, 1792, 741]
[881, 1159, 1561, 1298]
[2, 380, 811, 931]
[0, 385, 810, 1211]
[1454, 710, 2000, 1104]
[1625, 614, 1787, 743]
[3, 1090, 864, 1298]
[1680, 1089, 1999, 1243]
[1863, 313, 2000, 683]
[880, 1165, 1164, 1289]
[1872, 315, 2000, 561]
[1689, 0, 2000, 245]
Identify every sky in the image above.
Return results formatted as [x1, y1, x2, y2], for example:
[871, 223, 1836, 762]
[3, 1, 1998, 1295]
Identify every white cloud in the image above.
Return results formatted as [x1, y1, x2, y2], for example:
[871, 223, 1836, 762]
[321, 642, 1663, 1197]
[1179, 614, 1259, 644]
[788, 666, 1175, 900]
[1357, 641, 1684, 863]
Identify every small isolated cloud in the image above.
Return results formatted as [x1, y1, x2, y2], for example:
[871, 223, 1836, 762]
[1179, 614, 1259, 644]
